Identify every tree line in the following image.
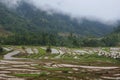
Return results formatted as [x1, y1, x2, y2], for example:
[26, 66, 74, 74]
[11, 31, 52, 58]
[0, 32, 120, 47]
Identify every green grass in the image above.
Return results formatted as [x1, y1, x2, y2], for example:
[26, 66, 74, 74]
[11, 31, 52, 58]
[22, 47, 46, 59]
[13, 74, 40, 77]
[13, 72, 48, 79]
[39, 71, 48, 76]
[38, 47, 46, 55]
[77, 54, 119, 63]
[59, 53, 119, 63]
[102, 47, 110, 52]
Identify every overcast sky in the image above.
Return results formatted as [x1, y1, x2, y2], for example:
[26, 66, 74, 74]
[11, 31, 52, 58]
[1, 0, 120, 23]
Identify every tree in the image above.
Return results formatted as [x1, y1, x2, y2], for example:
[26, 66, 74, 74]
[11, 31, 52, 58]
[102, 33, 120, 46]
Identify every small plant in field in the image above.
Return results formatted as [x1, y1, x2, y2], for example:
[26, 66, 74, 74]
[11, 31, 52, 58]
[21, 46, 25, 50]
[14, 74, 40, 77]
[39, 71, 48, 76]
[62, 70, 69, 73]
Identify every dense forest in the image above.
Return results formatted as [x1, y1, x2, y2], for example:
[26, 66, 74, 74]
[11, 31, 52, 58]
[0, 1, 120, 47]
[0, 30, 120, 47]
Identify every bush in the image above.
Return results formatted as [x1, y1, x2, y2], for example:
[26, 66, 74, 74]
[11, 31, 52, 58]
[0, 46, 3, 53]
[39, 72, 47, 76]
[46, 46, 51, 53]
[21, 46, 25, 50]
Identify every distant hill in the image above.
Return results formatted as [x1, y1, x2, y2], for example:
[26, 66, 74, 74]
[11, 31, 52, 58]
[0, 1, 114, 37]
[114, 25, 120, 33]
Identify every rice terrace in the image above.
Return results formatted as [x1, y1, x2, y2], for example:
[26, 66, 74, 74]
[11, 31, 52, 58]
[0, 46, 120, 80]
[0, 0, 120, 80]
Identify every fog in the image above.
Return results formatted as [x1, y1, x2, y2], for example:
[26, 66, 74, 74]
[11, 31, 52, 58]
[1, 0, 120, 23]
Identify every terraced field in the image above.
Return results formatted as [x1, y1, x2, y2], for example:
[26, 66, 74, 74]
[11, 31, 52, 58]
[0, 46, 120, 80]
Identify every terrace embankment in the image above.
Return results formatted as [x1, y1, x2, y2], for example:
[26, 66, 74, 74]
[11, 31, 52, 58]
[0, 46, 119, 80]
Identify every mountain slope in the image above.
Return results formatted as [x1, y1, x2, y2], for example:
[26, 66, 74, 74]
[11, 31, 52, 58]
[0, 3, 37, 34]
[14, 1, 113, 37]
[0, 1, 114, 37]
[0, 1, 117, 46]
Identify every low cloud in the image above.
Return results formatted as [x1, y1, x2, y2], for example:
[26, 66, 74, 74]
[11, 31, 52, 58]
[0, 0, 21, 8]
[1, 0, 120, 23]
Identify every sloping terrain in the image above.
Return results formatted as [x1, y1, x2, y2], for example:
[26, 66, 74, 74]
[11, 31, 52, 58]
[15, 1, 114, 36]
[0, 1, 114, 37]
[0, 27, 11, 37]
[0, 46, 119, 80]
[0, 1, 118, 46]
[0, 3, 36, 34]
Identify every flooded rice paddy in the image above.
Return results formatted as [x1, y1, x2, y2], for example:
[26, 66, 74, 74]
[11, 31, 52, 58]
[0, 46, 120, 80]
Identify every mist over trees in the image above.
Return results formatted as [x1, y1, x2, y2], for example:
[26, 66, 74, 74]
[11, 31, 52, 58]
[0, 1, 120, 47]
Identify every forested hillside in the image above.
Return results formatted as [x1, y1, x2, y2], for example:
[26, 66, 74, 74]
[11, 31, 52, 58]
[0, 3, 38, 33]
[0, 1, 118, 47]
[0, 1, 114, 36]
[15, 1, 113, 36]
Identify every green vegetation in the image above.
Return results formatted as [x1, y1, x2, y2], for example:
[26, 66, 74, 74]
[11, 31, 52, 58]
[39, 72, 48, 77]
[0, 1, 119, 80]
[0, 44, 4, 57]
[0, 45, 3, 53]
[0, 1, 117, 47]
[77, 54, 119, 63]
[59, 54, 119, 64]
[21, 50, 119, 65]
[38, 48, 46, 55]
[0, 46, 8, 59]
[46, 46, 52, 53]
[14, 74, 40, 77]
[21, 47, 46, 59]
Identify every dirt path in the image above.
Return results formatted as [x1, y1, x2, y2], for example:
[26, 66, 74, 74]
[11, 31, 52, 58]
[4, 51, 21, 60]
[4, 50, 26, 60]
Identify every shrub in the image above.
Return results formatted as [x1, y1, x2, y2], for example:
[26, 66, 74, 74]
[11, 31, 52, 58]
[39, 72, 47, 76]
[0, 46, 3, 53]
[46, 46, 51, 53]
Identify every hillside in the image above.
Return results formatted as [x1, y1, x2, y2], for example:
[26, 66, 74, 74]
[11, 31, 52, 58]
[0, 1, 114, 36]
[15, 1, 113, 37]
[0, 3, 38, 34]
[0, 1, 117, 46]
[114, 25, 120, 33]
